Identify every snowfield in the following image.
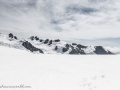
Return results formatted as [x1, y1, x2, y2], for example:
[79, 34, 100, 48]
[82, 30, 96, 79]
[0, 46, 120, 90]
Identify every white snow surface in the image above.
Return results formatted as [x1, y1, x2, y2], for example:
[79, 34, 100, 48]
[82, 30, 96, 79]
[0, 46, 120, 90]
[105, 47, 120, 54]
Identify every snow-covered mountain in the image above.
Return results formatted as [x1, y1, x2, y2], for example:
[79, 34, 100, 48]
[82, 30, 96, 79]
[0, 33, 117, 55]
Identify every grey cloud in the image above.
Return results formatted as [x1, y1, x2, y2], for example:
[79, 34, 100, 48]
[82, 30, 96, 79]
[88, 0, 107, 3]
[0, 0, 37, 14]
[80, 7, 98, 14]
[51, 20, 60, 24]
[66, 5, 98, 15]
[26, 0, 37, 7]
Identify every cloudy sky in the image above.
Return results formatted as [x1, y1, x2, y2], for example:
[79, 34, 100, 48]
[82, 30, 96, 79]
[0, 0, 120, 47]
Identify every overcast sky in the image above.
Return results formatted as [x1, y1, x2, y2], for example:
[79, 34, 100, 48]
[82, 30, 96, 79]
[0, 0, 120, 47]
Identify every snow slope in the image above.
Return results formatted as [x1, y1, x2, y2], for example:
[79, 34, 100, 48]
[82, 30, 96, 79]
[0, 33, 25, 50]
[105, 47, 120, 54]
[0, 46, 120, 90]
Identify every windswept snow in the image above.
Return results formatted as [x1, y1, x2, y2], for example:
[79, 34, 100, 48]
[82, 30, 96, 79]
[0, 46, 120, 90]
[105, 47, 120, 54]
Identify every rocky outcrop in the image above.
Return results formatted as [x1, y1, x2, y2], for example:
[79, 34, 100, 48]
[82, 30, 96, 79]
[55, 46, 58, 50]
[48, 40, 52, 45]
[30, 36, 39, 41]
[30, 36, 34, 40]
[62, 44, 70, 52]
[62, 47, 69, 52]
[9, 33, 13, 38]
[72, 43, 77, 45]
[14, 36, 17, 40]
[77, 44, 87, 49]
[39, 39, 43, 42]
[94, 46, 113, 54]
[69, 48, 80, 54]
[9, 33, 17, 40]
[22, 41, 44, 53]
[69, 46, 86, 55]
[44, 39, 49, 44]
[35, 36, 39, 40]
[54, 39, 60, 42]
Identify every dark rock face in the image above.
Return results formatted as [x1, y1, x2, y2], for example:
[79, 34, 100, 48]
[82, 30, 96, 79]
[94, 46, 113, 54]
[14, 36, 17, 40]
[30, 36, 34, 40]
[44, 39, 49, 44]
[68, 44, 86, 54]
[30, 36, 39, 41]
[48, 40, 52, 45]
[9, 33, 17, 40]
[72, 43, 77, 45]
[66, 44, 70, 48]
[9, 33, 13, 38]
[40, 39, 43, 42]
[22, 41, 44, 53]
[79, 49, 86, 54]
[69, 46, 86, 55]
[77, 44, 87, 49]
[62, 47, 69, 52]
[62, 44, 70, 52]
[35, 36, 39, 40]
[62, 44, 86, 54]
[55, 46, 58, 50]
[69, 48, 80, 54]
[54, 39, 60, 42]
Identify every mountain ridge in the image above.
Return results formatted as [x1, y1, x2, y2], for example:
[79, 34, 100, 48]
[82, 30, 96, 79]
[0, 33, 116, 55]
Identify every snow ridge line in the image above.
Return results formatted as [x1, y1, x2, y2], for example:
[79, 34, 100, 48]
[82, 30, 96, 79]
[0, 41, 25, 50]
